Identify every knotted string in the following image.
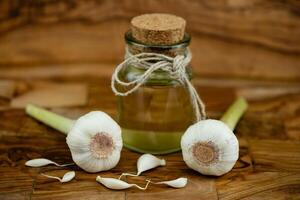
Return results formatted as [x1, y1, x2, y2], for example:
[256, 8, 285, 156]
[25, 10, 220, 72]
[111, 48, 206, 121]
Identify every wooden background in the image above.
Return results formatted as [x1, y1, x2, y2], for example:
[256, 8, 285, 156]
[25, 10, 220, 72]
[0, 0, 300, 81]
[0, 0, 300, 199]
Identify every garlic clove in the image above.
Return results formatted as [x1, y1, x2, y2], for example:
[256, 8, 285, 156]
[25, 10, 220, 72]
[66, 111, 123, 173]
[41, 171, 75, 183]
[119, 154, 166, 179]
[26, 158, 55, 167]
[25, 158, 74, 167]
[96, 176, 132, 190]
[96, 176, 150, 190]
[181, 119, 239, 176]
[136, 154, 166, 175]
[61, 171, 76, 183]
[152, 177, 188, 188]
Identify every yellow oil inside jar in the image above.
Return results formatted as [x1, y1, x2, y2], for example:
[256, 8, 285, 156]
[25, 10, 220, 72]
[118, 79, 195, 154]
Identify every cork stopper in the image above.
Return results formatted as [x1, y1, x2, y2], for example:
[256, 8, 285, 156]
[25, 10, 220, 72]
[131, 13, 186, 45]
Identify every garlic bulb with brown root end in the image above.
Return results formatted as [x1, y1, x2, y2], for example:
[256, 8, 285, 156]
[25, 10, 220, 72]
[26, 105, 122, 173]
[181, 97, 248, 176]
[181, 120, 238, 176]
[66, 111, 123, 173]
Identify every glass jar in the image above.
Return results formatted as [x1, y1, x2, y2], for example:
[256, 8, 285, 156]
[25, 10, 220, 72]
[116, 31, 196, 154]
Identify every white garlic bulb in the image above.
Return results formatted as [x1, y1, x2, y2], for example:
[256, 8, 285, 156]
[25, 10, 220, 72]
[26, 104, 123, 173]
[181, 119, 239, 176]
[66, 111, 122, 173]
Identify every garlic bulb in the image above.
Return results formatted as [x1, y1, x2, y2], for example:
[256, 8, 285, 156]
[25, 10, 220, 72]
[41, 171, 75, 183]
[181, 97, 248, 176]
[181, 120, 239, 176]
[26, 104, 122, 173]
[119, 154, 166, 178]
[96, 176, 150, 190]
[66, 111, 122, 172]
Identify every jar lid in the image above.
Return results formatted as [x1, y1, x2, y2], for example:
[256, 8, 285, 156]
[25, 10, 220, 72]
[131, 13, 186, 45]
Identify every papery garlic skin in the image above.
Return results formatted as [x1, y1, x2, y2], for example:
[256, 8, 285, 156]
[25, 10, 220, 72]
[66, 111, 122, 173]
[181, 119, 239, 176]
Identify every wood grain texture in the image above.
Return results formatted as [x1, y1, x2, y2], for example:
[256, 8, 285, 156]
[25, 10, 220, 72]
[10, 82, 87, 108]
[217, 172, 300, 200]
[249, 139, 300, 172]
[0, 0, 300, 80]
[0, 78, 299, 199]
[0, 80, 15, 99]
[0, 0, 300, 199]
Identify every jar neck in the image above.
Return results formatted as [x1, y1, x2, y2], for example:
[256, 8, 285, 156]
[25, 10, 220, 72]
[125, 31, 191, 57]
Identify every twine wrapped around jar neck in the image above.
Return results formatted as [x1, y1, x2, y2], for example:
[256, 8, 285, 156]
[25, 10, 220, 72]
[111, 48, 206, 121]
